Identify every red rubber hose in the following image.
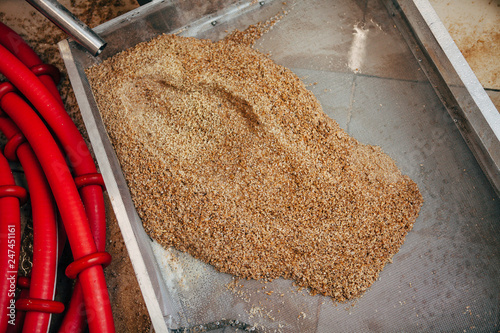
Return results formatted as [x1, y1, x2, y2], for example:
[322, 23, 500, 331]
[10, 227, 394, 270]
[0, 30, 109, 330]
[0, 41, 106, 251]
[0, 22, 42, 68]
[0, 152, 22, 332]
[18, 147, 58, 331]
[0, 25, 106, 254]
[1, 107, 69, 331]
[0, 41, 96, 182]
[59, 284, 86, 332]
[0, 88, 114, 333]
[0, 117, 60, 333]
[0, 22, 63, 106]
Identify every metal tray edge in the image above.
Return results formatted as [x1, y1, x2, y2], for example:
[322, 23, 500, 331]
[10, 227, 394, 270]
[58, 39, 171, 332]
[386, 0, 500, 196]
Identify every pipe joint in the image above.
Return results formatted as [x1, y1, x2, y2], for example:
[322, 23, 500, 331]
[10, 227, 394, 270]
[16, 298, 65, 314]
[65, 251, 112, 280]
[75, 172, 106, 191]
[4, 132, 27, 161]
[30, 63, 61, 84]
[0, 184, 29, 205]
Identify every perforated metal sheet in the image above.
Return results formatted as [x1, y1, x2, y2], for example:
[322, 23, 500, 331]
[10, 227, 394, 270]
[59, 0, 499, 331]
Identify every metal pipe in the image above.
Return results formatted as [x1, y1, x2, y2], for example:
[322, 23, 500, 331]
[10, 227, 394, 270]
[25, 0, 106, 56]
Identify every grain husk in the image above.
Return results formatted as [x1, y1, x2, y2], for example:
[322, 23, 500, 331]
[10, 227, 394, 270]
[87, 26, 423, 302]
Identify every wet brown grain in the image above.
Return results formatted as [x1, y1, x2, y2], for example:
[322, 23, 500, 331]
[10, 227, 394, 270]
[87, 26, 423, 302]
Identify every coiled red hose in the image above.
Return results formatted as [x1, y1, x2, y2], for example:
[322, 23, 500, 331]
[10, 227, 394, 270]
[0, 24, 112, 332]
[0, 22, 63, 106]
[0, 22, 87, 331]
[0, 24, 106, 256]
[0, 79, 114, 333]
[0, 22, 81, 331]
[0, 152, 23, 332]
[0, 116, 60, 333]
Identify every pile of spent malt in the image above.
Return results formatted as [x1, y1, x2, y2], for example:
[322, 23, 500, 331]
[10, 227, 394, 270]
[87, 26, 423, 302]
